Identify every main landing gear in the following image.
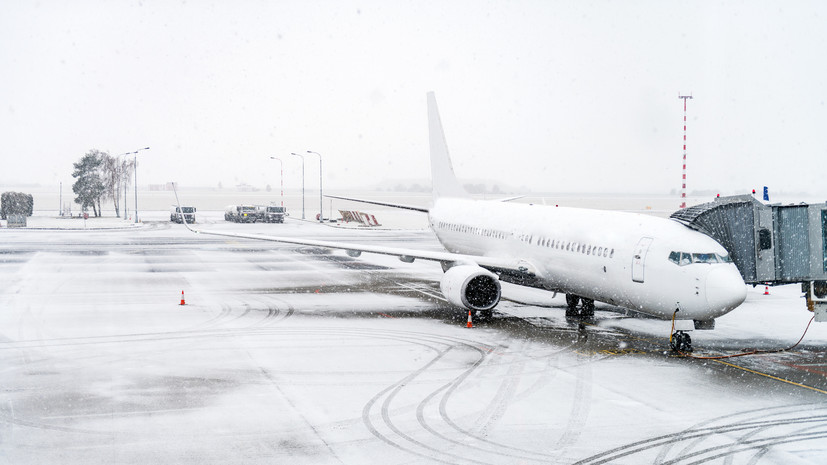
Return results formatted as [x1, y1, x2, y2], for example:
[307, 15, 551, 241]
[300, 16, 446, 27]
[565, 294, 595, 318]
[670, 331, 693, 352]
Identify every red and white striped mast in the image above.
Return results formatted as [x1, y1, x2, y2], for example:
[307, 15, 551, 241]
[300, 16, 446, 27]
[678, 93, 693, 208]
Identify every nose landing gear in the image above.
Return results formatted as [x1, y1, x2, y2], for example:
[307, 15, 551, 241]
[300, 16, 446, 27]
[565, 294, 595, 318]
[670, 331, 693, 352]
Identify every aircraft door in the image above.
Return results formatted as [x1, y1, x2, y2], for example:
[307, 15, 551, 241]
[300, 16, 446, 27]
[632, 237, 654, 283]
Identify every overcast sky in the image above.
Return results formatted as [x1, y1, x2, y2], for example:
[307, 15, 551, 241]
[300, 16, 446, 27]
[2, 0, 826, 196]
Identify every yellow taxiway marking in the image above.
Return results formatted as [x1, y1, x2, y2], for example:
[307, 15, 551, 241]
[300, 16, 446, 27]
[711, 359, 827, 395]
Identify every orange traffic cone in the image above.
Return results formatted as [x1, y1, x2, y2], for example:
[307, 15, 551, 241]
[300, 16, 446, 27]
[180, 290, 186, 305]
[763, 286, 770, 295]
[466, 310, 473, 328]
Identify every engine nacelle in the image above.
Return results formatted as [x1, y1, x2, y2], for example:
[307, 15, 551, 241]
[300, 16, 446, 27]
[439, 265, 501, 311]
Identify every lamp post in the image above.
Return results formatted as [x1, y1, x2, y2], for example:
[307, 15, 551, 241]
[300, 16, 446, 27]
[117, 147, 148, 219]
[290, 152, 305, 219]
[269, 156, 284, 207]
[128, 147, 150, 223]
[307, 151, 323, 222]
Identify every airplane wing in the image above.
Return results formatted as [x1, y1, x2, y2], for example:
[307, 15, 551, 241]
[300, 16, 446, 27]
[172, 182, 521, 272]
[494, 195, 525, 203]
[181, 224, 520, 271]
[325, 193, 523, 209]
[324, 194, 429, 213]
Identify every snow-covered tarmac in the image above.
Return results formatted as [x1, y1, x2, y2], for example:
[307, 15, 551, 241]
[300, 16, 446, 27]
[2, 213, 826, 464]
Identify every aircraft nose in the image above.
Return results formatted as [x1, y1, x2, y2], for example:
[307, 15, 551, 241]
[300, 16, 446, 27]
[706, 266, 747, 312]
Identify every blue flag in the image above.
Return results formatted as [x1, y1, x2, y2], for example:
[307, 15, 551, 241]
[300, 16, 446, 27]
[763, 186, 769, 201]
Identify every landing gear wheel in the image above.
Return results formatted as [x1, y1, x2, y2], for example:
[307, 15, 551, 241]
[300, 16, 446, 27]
[581, 298, 595, 318]
[670, 331, 693, 353]
[565, 294, 580, 317]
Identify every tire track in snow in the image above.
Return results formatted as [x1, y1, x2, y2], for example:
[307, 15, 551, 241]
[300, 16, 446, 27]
[574, 404, 827, 464]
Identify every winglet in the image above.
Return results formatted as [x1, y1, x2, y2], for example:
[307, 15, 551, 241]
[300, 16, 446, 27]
[427, 92, 469, 200]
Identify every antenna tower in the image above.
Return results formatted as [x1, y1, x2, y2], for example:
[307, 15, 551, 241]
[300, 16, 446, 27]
[678, 93, 693, 208]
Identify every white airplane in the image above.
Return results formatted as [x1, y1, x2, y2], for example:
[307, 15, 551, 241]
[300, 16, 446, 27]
[175, 92, 746, 350]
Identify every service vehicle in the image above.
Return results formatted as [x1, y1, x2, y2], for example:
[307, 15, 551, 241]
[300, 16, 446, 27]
[224, 205, 259, 223]
[170, 206, 196, 223]
[263, 205, 287, 223]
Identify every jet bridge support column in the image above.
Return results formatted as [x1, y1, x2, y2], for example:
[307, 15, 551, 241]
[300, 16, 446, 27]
[805, 281, 827, 322]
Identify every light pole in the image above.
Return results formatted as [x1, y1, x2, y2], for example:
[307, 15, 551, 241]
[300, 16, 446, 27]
[269, 156, 284, 207]
[290, 152, 305, 219]
[128, 147, 150, 223]
[116, 148, 146, 219]
[307, 150, 323, 222]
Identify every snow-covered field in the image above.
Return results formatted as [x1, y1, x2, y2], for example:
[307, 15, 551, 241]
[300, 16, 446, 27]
[1, 214, 826, 464]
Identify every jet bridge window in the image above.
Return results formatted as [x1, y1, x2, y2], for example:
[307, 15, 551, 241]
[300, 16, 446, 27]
[758, 228, 772, 251]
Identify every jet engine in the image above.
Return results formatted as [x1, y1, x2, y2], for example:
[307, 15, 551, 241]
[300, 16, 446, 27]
[439, 265, 501, 311]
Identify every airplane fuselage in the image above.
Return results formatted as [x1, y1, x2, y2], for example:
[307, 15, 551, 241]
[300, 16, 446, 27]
[429, 198, 746, 321]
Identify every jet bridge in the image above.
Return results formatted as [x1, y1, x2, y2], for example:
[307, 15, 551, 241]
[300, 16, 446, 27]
[670, 195, 827, 321]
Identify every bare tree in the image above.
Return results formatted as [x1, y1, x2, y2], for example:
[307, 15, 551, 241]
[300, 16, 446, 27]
[101, 153, 120, 217]
[98, 153, 137, 218]
[120, 157, 134, 214]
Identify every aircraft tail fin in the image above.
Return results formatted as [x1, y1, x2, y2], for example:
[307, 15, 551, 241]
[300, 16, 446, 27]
[427, 92, 470, 200]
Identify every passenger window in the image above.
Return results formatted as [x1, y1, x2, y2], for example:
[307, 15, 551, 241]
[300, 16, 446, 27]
[668, 251, 681, 264]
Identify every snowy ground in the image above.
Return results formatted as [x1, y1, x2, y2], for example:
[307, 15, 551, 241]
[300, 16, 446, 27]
[1, 213, 826, 464]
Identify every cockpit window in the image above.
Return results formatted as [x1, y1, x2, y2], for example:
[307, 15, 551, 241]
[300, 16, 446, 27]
[669, 251, 732, 266]
[692, 253, 719, 264]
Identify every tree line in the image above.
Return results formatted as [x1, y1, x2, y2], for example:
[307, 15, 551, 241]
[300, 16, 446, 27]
[72, 149, 133, 217]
